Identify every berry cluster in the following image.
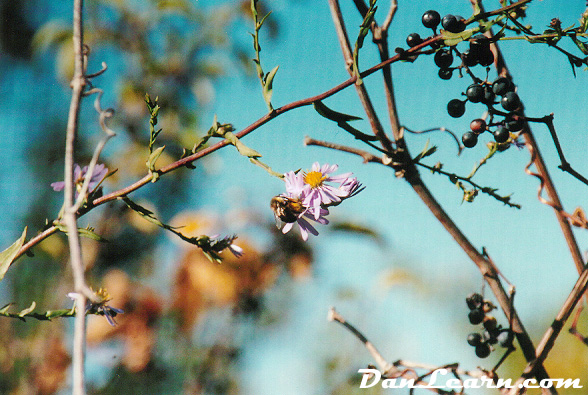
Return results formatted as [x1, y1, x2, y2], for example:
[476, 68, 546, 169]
[465, 293, 514, 358]
[457, 76, 523, 148]
[405, 10, 525, 150]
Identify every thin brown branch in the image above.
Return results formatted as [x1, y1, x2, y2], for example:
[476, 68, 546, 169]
[350, 0, 553, 386]
[352, 0, 402, 141]
[381, 0, 398, 33]
[475, 0, 585, 275]
[328, 0, 394, 154]
[64, 0, 91, 393]
[509, 265, 588, 395]
[304, 136, 383, 164]
[328, 307, 395, 374]
[11, 35, 441, 263]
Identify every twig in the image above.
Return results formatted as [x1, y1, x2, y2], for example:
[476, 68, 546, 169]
[304, 137, 383, 164]
[340, 0, 554, 387]
[402, 126, 463, 155]
[352, 0, 402, 142]
[569, 306, 588, 345]
[63, 0, 92, 394]
[508, 265, 588, 395]
[381, 0, 397, 33]
[469, 0, 533, 23]
[415, 161, 521, 208]
[72, 87, 116, 212]
[538, 114, 588, 186]
[8, 33, 442, 263]
[474, 0, 585, 276]
[329, 308, 498, 393]
[328, 0, 395, 154]
[352, 0, 553, 386]
[328, 307, 395, 374]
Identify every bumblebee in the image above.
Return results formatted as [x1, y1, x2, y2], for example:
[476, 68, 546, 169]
[270, 195, 305, 227]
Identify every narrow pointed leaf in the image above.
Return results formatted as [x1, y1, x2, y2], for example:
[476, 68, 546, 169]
[18, 301, 36, 317]
[146, 146, 165, 171]
[0, 227, 27, 281]
[313, 101, 362, 123]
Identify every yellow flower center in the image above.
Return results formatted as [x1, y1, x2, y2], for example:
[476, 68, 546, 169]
[304, 171, 327, 188]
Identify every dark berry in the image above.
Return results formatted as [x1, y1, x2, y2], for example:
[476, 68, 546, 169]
[442, 14, 465, 33]
[478, 49, 494, 67]
[482, 329, 499, 345]
[467, 332, 482, 347]
[469, 34, 490, 55]
[481, 85, 496, 105]
[483, 316, 497, 331]
[461, 50, 478, 67]
[441, 14, 457, 30]
[468, 308, 485, 324]
[466, 293, 484, 310]
[462, 132, 478, 148]
[466, 84, 485, 103]
[470, 119, 487, 134]
[497, 330, 514, 348]
[438, 68, 453, 80]
[501, 92, 520, 111]
[422, 10, 441, 29]
[475, 343, 491, 358]
[447, 99, 466, 118]
[493, 126, 510, 143]
[434, 49, 453, 68]
[406, 33, 423, 48]
[505, 115, 524, 132]
[492, 77, 514, 96]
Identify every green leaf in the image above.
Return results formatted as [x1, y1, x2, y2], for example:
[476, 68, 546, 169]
[0, 227, 27, 281]
[146, 145, 165, 171]
[442, 28, 476, 46]
[580, 11, 588, 33]
[313, 101, 362, 123]
[313, 101, 377, 141]
[330, 221, 385, 246]
[46, 309, 75, 319]
[120, 196, 176, 231]
[53, 223, 106, 242]
[571, 35, 588, 55]
[77, 227, 107, 242]
[250, 158, 284, 178]
[18, 301, 36, 317]
[251, 0, 259, 20]
[224, 132, 262, 158]
[262, 65, 279, 108]
[0, 303, 12, 314]
[413, 140, 438, 162]
[258, 11, 272, 29]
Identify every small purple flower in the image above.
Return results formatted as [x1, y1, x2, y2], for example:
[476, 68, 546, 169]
[51, 163, 108, 193]
[281, 207, 329, 241]
[209, 234, 244, 257]
[276, 163, 362, 241]
[68, 289, 124, 326]
[299, 162, 362, 218]
[228, 243, 244, 257]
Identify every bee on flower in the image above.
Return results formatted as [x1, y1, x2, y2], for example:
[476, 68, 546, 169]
[270, 162, 363, 241]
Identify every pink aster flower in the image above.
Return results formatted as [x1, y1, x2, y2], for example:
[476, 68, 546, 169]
[298, 162, 363, 218]
[274, 163, 362, 241]
[280, 206, 329, 241]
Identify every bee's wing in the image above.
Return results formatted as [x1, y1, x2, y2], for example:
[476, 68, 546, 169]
[273, 213, 285, 230]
